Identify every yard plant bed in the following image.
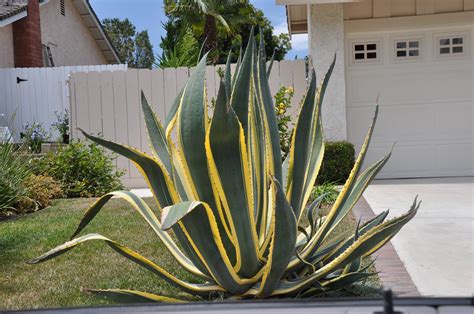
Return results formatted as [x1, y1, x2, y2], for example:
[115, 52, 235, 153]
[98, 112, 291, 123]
[0, 198, 381, 310]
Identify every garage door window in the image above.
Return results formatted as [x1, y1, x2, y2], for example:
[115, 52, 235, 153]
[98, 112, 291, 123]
[438, 35, 465, 56]
[352, 42, 379, 62]
[395, 40, 420, 58]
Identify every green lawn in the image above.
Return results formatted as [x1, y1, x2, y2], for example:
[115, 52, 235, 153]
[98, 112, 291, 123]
[0, 198, 197, 310]
[0, 197, 381, 311]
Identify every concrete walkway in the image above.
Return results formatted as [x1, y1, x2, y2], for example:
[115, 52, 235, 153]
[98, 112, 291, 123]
[363, 177, 474, 297]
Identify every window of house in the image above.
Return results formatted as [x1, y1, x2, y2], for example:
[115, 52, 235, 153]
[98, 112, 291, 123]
[438, 36, 465, 55]
[60, 0, 65, 16]
[352, 42, 379, 62]
[395, 40, 421, 58]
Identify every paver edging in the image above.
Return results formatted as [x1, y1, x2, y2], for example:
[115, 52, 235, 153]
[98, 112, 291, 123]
[353, 198, 421, 297]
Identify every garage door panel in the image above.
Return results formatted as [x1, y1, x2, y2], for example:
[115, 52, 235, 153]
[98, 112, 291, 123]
[436, 142, 474, 175]
[346, 28, 473, 178]
[347, 104, 437, 143]
[356, 141, 473, 178]
[359, 143, 437, 178]
[347, 66, 472, 105]
[435, 102, 473, 140]
[348, 101, 472, 144]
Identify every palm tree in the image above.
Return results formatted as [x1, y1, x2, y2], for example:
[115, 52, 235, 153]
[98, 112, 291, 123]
[165, 0, 254, 62]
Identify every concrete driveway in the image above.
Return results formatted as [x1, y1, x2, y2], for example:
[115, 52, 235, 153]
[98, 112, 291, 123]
[363, 177, 474, 297]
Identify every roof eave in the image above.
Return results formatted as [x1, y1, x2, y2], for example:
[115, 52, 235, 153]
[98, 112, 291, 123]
[72, 0, 121, 64]
[0, 0, 48, 28]
[0, 10, 26, 27]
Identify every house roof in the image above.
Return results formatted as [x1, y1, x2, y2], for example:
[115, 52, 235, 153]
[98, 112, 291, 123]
[0, 2, 27, 21]
[275, 0, 362, 36]
[0, 0, 48, 26]
[71, 0, 120, 64]
[285, 4, 308, 36]
[0, 0, 120, 64]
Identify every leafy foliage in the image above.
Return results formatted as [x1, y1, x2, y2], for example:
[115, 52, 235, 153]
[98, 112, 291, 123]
[318, 141, 356, 185]
[20, 122, 49, 153]
[162, 1, 291, 64]
[274, 86, 293, 158]
[134, 31, 155, 70]
[51, 109, 69, 143]
[309, 182, 339, 206]
[215, 9, 291, 64]
[52, 110, 69, 137]
[0, 139, 62, 218]
[102, 18, 155, 68]
[33, 141, 124, 198]
[15, 175, 62, 214]
[31, 34, 418, 302]
[165, 0, 254, 63]
[157, 29, 200, 68]
[0, 142, 31, 215]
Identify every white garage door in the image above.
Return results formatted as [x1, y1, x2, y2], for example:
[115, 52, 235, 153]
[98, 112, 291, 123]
[346, 28, 474, 178]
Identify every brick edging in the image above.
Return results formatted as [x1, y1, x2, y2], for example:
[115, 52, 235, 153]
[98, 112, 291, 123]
[353, 198, 420, 297]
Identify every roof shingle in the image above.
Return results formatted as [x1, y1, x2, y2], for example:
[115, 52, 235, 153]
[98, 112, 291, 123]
[0, 2, 27, 21]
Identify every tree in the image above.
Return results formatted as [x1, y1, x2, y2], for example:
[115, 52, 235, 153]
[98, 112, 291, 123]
[135, 31, 155, 69]
[214, 8, 291, 63]
[161, 2, 291, 65]
[156, 28, 200, 68]
[165, 0, 254, 63]
[102, 18, 155, 68]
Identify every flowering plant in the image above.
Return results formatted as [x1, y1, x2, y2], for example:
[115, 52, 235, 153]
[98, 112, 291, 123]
[20, 122, 49, 153]
[274, 86, 294, 158]
[52, 110, 69, 143]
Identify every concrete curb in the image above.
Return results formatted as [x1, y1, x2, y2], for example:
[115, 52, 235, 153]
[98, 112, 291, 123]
[353, 198, 420, 297]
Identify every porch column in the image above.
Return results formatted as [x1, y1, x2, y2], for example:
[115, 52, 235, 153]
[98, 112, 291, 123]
[308, 3, 347, 141]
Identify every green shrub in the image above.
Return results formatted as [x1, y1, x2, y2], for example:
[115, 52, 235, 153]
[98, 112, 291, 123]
[15, 174, 62, 214]
[317, 141, 355, 184]
[0, 142, 31, 216]
[309, 182, 339, 206]
[34, 141, 124, 198]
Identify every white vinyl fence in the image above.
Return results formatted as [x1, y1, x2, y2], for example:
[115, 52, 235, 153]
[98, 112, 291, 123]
[69, 60, 307, 187]
[0, 64, 127, 140]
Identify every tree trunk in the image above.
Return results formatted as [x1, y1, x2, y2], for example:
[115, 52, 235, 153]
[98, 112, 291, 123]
[204, 14, 218, 63]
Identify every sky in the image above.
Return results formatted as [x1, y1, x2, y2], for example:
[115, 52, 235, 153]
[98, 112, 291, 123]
[89, 0, 308, 60]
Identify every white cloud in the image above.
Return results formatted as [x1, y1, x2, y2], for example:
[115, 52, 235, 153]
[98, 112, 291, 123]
[274, 22, 289, 35]
[273, 22, 308, 52]
[290, 34, 308, 51]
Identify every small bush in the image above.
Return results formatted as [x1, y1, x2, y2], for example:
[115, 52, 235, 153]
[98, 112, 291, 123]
[318, 141, 355, 184]
[21, 175, 62, 210]
[0, 142, 31, 215]
[34, 141, 125, 198]
[309, 182, 339, 206]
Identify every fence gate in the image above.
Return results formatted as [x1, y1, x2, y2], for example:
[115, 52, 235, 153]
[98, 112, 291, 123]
[0, 65, 126, 140]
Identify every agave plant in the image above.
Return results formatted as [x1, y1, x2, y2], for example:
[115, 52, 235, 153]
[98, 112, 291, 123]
[29, 34, 419, 302]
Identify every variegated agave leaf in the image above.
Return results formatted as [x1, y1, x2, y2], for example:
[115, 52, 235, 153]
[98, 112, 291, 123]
[29, 33, 418, 302]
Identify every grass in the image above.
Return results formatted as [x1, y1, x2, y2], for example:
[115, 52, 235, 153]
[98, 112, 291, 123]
[0, 197, 381, 311]
[0, 198, 197, 310]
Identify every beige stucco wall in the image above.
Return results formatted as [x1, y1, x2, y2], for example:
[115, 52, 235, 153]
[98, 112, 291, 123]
[40, 0, 107, 66]
[308, 3, 347, 141]
[0, 24, 14, 68]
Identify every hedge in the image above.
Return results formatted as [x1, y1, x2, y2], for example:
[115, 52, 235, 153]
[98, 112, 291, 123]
[317, 141, 355, 184]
